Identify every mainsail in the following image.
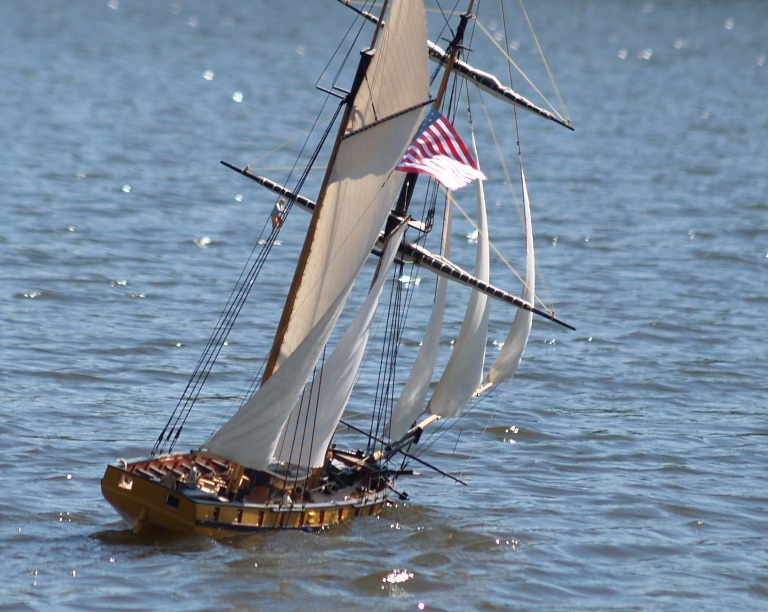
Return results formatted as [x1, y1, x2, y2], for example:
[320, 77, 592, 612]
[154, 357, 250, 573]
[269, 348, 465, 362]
[264, 0, 429, 376]
[206, 0, 430, 470]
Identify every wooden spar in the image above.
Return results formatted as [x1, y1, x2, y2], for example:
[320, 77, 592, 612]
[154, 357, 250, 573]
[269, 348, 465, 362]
[432, 1, 475, 109]
[427, 42, 573, 130]
[389, 450, 467, 486]
[336, 0, 572, 130]
[260, 49, 376, 383]
[219, 164, 575, 331]
[336, 0, 378, 25]
[220, 162, 316, 214]
[403, 242, 575, 331]
[339, 417, 467, 486]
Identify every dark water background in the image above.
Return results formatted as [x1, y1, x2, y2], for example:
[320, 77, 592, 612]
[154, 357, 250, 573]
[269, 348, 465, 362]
[2, 0, 767, 609]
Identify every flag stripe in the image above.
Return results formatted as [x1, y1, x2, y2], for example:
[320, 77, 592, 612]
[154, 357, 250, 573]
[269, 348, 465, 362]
[396, 109, 486, 191]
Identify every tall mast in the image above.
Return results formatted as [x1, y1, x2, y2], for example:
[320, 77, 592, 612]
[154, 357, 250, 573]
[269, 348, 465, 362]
[262, 2, 396, 383]
[393, 1, 476, 218]
[433, 1, 475, 109]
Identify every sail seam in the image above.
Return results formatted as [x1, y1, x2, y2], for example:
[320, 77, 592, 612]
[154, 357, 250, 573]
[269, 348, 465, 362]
[342, 99, 433, 140]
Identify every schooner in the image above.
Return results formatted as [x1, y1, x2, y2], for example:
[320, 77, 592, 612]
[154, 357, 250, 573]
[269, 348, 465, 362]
[102, 0, 573, 535]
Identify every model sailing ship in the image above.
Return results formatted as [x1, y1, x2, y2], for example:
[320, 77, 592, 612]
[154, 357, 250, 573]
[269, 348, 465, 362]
[102, 0, 574, 535]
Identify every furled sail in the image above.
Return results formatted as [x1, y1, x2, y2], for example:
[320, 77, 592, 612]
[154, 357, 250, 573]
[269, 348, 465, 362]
[388, 204, 452, 441]
[477, 166, 535, 393]
[206, 0, 429, 470]
[221, 167, 573, 329]
[334, 0, 572, 130]
[275, 221, 408, 469]
[427, 133, 490, 418]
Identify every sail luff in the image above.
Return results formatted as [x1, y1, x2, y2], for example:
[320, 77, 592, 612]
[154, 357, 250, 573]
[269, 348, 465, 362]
[276, 221, 409, 468]
[261, 53, 373, 383]
[388, 204, 452, 441]
[426, 130, 490, 419]
[478, 165, 535, 393]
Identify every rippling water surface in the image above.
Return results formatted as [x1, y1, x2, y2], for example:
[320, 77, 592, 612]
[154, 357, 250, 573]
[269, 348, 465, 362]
[2, 1, 767, 609]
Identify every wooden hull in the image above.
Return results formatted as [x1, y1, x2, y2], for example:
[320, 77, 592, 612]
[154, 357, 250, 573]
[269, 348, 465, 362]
[101, 452, 389, 535]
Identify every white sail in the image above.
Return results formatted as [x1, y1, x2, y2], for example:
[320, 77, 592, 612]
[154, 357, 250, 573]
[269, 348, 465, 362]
[205, 289, 349, 470]
[207, 1, 429, 470]
[427, 134, 490, 418]
[269, 0, 429, 374]
[481, 166, 535, 388]
[388, 204, 452, 441]
[346, 2, 429, 135]
[276, 221, 408, 468]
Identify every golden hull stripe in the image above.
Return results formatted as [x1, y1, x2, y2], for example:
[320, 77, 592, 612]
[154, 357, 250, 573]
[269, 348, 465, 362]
[102, 460, 388, 535]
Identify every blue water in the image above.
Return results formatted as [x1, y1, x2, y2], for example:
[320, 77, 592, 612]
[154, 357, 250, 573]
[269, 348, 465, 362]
[2, 1, 767, 609]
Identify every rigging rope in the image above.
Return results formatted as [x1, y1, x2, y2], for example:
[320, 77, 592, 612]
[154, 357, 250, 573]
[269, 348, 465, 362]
[473, 16, 569, 125]
[397, 0, 565, 474]
[517, 0, 569, 120]
[151, 99, 344, 457]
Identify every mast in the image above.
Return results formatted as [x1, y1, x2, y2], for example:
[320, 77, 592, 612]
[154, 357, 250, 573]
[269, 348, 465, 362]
[205, 0, 431, 471]
[262, 0, 396, 382]
[433, 1, 475, 108]
[262, 48, 374, 383]
[393, 0, 476, 219]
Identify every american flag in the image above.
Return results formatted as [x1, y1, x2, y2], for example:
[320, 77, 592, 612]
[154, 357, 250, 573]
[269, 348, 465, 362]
[395, 109, 487, 191]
